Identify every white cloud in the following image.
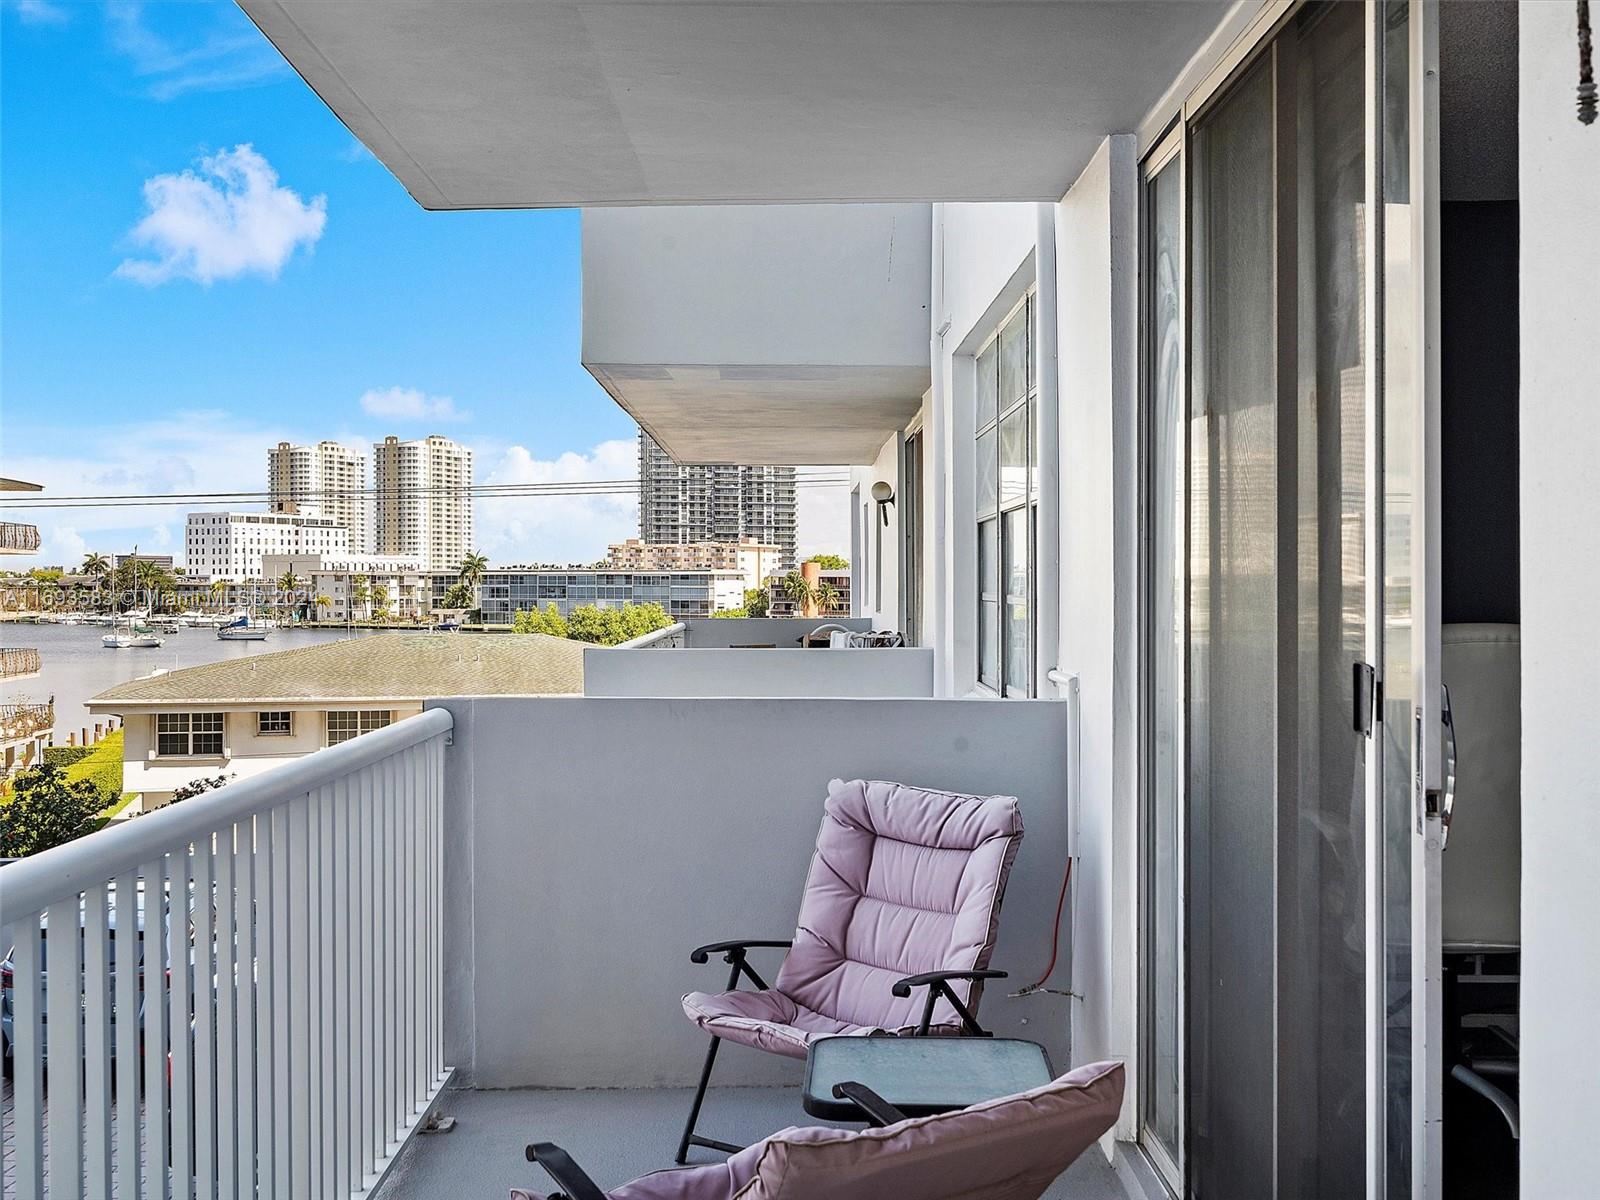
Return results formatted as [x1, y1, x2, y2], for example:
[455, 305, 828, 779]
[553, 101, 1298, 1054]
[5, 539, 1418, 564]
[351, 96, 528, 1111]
[9, 0, 70, 26]
[476, 441, 639, 566]
[107, 1, 288, 100]
[115, 145, 326, 286]
[359, 387, 467, 424]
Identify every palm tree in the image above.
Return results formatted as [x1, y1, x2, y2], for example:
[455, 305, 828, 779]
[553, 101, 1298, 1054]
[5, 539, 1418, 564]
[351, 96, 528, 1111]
[81, 552, 111, 609]
[277, 571, 302, 622]
[351, 574, 371, 622]
[781, 570, 814, 617]
[458, 551, 489, 590]
[370, 582, 390, 621]
[315, 594, 332, 622]
[210, 579, 229, 613]
[814, 579, 843, 615]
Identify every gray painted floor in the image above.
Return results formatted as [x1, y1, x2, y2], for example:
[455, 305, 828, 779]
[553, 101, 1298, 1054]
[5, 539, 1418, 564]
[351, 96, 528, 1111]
[373, 1082, 1130, 1199]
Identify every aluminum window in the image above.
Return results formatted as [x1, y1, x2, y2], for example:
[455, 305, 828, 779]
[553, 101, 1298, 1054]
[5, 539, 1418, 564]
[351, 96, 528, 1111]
[256, 710, 293, 736]
[156, 711, 224, 757]
[326, 709, 393, 746]
[976, 292, 1037, 696]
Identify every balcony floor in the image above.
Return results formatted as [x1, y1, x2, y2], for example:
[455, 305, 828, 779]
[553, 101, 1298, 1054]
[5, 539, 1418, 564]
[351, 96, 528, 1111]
[374, 1081, 1129, 1199]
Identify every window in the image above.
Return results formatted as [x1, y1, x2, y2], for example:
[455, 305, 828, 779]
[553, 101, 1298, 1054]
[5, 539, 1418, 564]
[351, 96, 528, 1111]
[976, 293, 1037, 696]
[326, 709, 392, 746]
[156, 712, 224, 757]
[256, 711, 293, 736]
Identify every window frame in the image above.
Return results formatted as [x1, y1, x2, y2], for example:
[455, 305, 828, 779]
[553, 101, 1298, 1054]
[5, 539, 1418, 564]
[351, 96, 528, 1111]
[325, 709, 394, 746]
[155, 711, 225, 758]
[974, 290, 1039, 698]
[256, 710, 294, 737]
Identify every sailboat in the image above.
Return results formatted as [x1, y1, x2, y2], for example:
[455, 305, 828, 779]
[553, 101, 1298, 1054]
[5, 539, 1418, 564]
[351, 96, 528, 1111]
[102, 617, 164, 648]
[217, 612, 270, 641]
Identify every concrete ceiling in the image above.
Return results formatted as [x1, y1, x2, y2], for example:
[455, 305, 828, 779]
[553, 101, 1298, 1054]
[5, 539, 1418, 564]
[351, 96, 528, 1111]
[588, 364, 928, 464]
[239, 0, 1231, 208]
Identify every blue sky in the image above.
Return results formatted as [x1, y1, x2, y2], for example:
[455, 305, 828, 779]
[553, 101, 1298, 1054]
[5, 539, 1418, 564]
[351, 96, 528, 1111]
[1, 0, 845, 566]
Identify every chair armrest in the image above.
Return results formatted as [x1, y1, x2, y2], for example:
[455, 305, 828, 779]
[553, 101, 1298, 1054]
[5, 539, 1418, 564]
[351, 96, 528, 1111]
[689, 939, 794, 964]
[891, 969, 1008, 996]
[891, 969, 1008, 1036]
[689, 939, 793, 991]
[832, 1080, 909, 1127]
[526, 1142, 607, 1200]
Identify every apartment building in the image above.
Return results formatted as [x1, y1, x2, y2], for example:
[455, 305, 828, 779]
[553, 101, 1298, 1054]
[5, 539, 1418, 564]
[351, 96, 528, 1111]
[604, 536, 780, 593]
[637, 431, 797, 569]
[373, 434, 475, 573]
[431, 565, 745, 624]
[267, 440, 371, 552]
[260, 551, 431, 621]
[184, 511, 349, 581]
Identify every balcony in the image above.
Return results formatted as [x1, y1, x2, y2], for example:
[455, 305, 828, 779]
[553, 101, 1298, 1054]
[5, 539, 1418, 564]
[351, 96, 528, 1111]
[0, 523, 41, 554]
[0, 700, 53, 744]
[0, 648, 42, 681]
[582, 205, 931, 465]
[591, 618, 934, 698]
[0, 691, 1090, 1198]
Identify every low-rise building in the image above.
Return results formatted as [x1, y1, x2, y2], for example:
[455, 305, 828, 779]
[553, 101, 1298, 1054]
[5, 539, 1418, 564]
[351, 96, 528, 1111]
[604, 537, 780, 593]
[430, 566, 746, 624]
[185, 511, 350, 581]
[261, 551, 431, 621]
[88, 632, 584, 810]
[766, 567, 852, 618]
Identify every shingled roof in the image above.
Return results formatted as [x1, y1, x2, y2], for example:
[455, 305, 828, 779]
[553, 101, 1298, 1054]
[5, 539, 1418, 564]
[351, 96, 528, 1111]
[90, 633, 584, 707]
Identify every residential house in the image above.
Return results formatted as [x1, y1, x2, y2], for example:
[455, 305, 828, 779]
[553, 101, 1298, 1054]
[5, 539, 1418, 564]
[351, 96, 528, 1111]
[87, 633, 584, 810]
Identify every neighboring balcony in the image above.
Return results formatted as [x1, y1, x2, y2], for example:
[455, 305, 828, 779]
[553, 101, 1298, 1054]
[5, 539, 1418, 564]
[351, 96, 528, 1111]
[0, 688, 1090, 1198]
[0, 522, 41, 554]
[0, 699, 53, 744]
[590, 618, 934, 698]
[0, 648, 42, 682]
[582, 205, 931, 465]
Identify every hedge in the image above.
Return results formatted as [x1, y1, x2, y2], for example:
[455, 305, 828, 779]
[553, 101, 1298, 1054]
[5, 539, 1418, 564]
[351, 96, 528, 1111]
[43, 745, 94, 768]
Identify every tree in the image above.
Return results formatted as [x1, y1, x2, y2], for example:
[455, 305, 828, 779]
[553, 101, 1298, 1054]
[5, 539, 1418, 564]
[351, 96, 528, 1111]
[0, 763, 107, 857]
[743, 587, 770, 618]
[442, 581, 476, 610]
[170, 774, 234, 804]
[81, 552, 111, 606]
[805, 554, 849, 570]
[814, 579, 844, 615]
[370, 582, 390, 620]
[350, 574, 371, 620]
[513, 602, 569, 638]
[782, 570, 815, 615]
[457, 551, 489, 590]
[210, 579, 230, 612]
[315, 594, 332, 621]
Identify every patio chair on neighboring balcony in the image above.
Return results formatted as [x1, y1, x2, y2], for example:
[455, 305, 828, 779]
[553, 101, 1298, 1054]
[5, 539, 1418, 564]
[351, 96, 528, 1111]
[516, 1060, 1124, 1200]
[673, 778, 1025, 1163]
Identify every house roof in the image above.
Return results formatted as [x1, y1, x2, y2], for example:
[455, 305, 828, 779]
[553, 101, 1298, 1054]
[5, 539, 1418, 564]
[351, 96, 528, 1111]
[89, 633, 584, 708]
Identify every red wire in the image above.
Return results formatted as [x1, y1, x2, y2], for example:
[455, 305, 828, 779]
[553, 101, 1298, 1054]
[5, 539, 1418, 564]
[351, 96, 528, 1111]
[1025, 855, 1074, 991]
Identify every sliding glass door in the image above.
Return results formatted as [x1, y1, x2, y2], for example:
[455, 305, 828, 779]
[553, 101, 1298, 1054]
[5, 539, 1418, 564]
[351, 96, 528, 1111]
[1139, 2, 1443, 1195]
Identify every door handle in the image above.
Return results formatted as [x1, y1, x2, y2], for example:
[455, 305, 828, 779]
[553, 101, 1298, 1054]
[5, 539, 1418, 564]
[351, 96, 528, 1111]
[1438, 683, 1457, 848]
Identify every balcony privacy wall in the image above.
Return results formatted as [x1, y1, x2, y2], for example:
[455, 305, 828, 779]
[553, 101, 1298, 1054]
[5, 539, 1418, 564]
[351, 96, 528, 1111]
[432, 696, 1072, 1089]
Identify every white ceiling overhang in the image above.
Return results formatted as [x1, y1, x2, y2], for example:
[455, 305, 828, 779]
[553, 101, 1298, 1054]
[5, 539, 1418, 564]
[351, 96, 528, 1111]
[238, 0, 1232, 208]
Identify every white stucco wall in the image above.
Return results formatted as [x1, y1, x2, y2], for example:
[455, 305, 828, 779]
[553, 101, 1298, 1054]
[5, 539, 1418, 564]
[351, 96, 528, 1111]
[854, 433, 904, 630]
[1518, 4, 1600, 1191]
[1053, 135, 1141, 1137]
[928, 202, 1044, 696]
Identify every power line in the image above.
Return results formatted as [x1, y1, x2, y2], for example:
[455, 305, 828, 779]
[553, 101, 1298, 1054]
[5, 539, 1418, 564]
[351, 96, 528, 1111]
[0, 476, 852, 512]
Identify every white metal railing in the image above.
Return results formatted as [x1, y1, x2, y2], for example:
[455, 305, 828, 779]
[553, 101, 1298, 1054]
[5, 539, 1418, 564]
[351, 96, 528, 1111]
[612, 622, 687, 649]
[0, 706, 453, 1200]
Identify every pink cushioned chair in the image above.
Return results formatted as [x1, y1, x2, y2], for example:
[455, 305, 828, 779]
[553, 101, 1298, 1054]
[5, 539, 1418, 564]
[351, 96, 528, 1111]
[674, 778, 1024, 1163]
[515, 1060, 1124, 1200]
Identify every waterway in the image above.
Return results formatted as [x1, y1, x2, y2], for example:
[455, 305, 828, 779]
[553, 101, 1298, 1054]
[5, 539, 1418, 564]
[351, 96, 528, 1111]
[0, 623, 386, 740]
